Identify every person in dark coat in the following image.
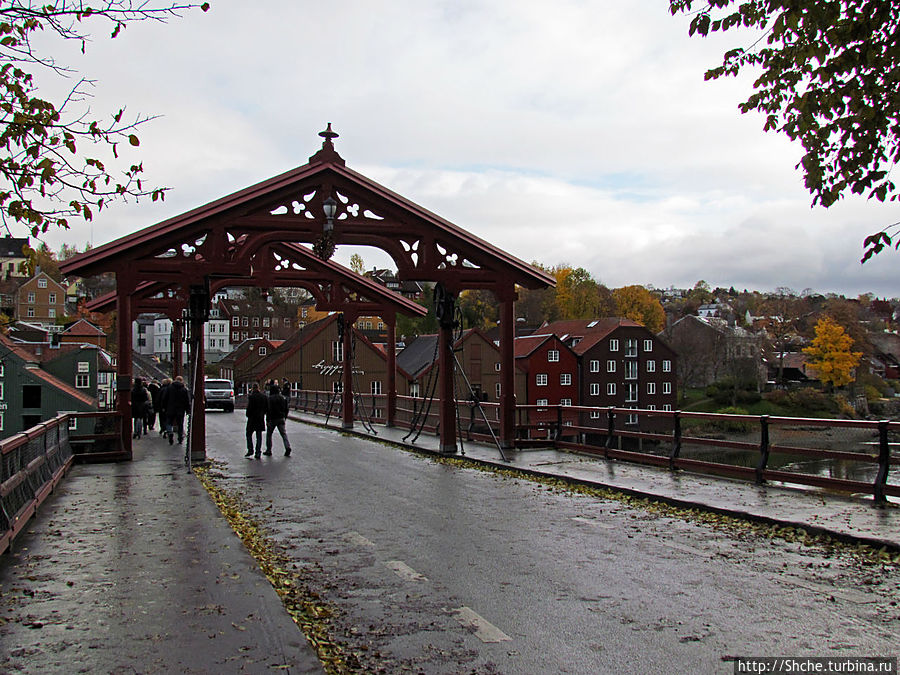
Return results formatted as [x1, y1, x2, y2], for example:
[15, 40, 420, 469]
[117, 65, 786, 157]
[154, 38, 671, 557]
[161, 375, 191, 445]
[156, 378, 171, 436]
[146, 380, 160, 431]
[131, 377, 149, 439]
[281, 378, 291, 404]
[245, 382, 267, 458]
[264, 384, 292, 457]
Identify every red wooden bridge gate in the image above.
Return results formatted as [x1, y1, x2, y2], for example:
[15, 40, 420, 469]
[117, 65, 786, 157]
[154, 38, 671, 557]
[59, 126, 553, 461]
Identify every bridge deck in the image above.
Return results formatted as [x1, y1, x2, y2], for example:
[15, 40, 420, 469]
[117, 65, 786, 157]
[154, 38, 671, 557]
[1, 412, 898, 673]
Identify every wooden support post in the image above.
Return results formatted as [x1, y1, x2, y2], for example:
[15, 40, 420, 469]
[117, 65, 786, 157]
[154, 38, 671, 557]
[189, 316, 206, 463]
[172, 318, 184, 378]
[438, 319, 456, 453]
[116, 276, 134, 460]
[341, 313, 354, 430]
[386, 316, 397, 427]
[499, 293, 516, 449]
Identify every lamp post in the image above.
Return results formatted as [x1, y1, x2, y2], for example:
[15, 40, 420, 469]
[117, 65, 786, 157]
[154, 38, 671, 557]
[314, 195, 338, 260]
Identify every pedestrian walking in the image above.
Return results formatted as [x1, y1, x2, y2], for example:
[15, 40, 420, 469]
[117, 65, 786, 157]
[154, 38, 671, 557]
[147, 380, 161, 431]
[157, 378, 172, 436]
[264, 384, 292, 456]
[245, 382, 267, 458]
[281, 378, 291, 405]
[131, 378, 149, 439]
[161, 375, 191, 445]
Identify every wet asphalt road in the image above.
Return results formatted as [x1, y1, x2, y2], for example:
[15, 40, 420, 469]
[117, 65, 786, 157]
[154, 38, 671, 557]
[205, 414, 900, 674]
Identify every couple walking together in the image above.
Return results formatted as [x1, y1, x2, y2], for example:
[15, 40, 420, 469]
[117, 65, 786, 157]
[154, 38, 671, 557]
[245, 382, 292, 458]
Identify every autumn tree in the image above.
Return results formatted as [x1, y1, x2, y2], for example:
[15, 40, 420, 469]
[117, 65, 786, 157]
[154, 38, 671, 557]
[669, 1, 900, 260]
[458, 289, 498, 330]
[349, 253, 365, 275]
[612, 285, 666, 333]
[0, 1, 209, 237]
[803, 316, 862, 391]
[23, 241, 61, 280]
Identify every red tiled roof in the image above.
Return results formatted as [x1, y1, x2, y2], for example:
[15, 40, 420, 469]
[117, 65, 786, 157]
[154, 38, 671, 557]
[62, 319, 104, 336]
[514, 334, 551, 358]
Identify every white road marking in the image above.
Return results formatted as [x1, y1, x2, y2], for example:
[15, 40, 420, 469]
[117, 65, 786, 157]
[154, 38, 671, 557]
[385, 560, 428, 582]
[778, 576, 874, 604]
[447, 606, 512, 643]
[345, 531, 375, 548]
[571, 516, 614, 529]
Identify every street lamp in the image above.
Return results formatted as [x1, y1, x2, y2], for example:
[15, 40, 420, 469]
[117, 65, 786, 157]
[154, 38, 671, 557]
[323, 196, 337, 234]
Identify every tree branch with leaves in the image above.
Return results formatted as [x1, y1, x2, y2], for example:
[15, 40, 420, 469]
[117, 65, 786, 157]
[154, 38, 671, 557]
[0, 1, 209, 237]
[669, 1, 900, 261]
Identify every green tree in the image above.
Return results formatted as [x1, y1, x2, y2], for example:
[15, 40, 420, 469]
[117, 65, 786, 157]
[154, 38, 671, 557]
[803, 315, 862, 391]
[458, 289, 498, 330]
[669, 1, 900, 260]
[612, 285, 666, 333]
[23, 241, 61, 280]
[0, 1, 209, 237]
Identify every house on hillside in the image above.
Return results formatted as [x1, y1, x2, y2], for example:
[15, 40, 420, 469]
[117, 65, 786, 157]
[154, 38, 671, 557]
[217, 337, 280, 392]
[60, 319, 108, 350]
[661, 314, 765, 390]
[868, 332, 900, 381]
[514, 333, 579, 435]
[540, 319, 678, 428]
[0, 235, 29, 280]
[217, 298, 300, 347]
[241, 315, 404, 420]
[15, 272, 67, 329]
[397, 329, 527, 407]
[0, 334, 99, 438]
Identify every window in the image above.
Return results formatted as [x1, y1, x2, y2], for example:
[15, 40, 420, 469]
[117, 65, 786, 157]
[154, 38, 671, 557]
[232, 316, 239, 326]
[332, 381, 342, 393]
[609, 338, 619, 352]
[99, 372, 108, 384]
[648, 404, 656, 411]
[647, 382, 656, 395]
[38, 278, 47, 288]
[495, 382, 501, 399]
[48, 292, 56, 304]
[58, 412, 77, 430]
[590, 410, 601, 419]
[0, 362, 4, 376]
[27, 291, 35, 303]
[626, 339, 638, 357]
[332, 340, 344, 362]
[0, 382, 3, 399]
[536, 373, 548, 386]
[48, 308, 56, 318]
[644, 339, 653, 352]
[75, 374, 90, 388]
[547, 349, 559, 362]
[607, 383, 616, 396]
[494, 362, 501, 371]
[138, 337, 146, 347]
[626, 409, 638, 425]
[625, 361, 638, 380]
[259, 347, 267, 356]
[664, 404, 673, 411]
[647, 360, 656, 373]
[272, 317, 279, 326]
[371, 381, 382, 395]
[263, 332, 270, 340]
[663, 382, 672, 395]
[27, 307, 34, 317]
[262, 317, 270, 327]
[242, 317, 249, 327]
[663, 360, 672, 373]
[590, 360, 599, 373]
[252, 317, 260, 327]
[607, 360, 616, 373]
[560, 398, 571, 406]
[536, 398, 548, 407]
[409, 383, 420, 398]
[0, 412, 4, 431]
[560, 373, 572, 386]
[626, 383, 638, 402]
[590, 383, 600, 396]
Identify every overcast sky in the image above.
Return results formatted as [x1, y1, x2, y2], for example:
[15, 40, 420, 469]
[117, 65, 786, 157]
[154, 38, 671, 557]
[28, 1, 900, 297]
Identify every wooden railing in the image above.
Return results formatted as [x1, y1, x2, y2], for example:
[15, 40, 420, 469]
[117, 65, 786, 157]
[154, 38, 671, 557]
[1, 414, 75, 554]
[289, 390, 899, 504]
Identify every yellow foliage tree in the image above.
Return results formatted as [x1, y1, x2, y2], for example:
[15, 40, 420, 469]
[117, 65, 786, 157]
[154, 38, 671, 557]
[802, 316, 862, 390]
[612, 285, 665, 333]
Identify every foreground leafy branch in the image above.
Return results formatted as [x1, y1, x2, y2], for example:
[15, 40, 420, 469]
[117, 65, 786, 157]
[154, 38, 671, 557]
[0, 1, 209, 236]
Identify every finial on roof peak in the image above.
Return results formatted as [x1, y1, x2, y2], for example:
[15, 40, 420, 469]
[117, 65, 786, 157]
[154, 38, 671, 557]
[309, 123, 345, 165]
